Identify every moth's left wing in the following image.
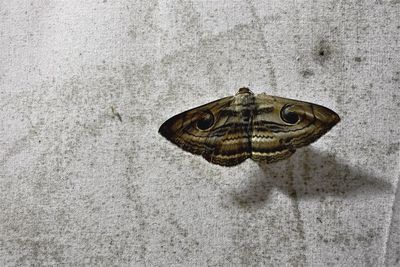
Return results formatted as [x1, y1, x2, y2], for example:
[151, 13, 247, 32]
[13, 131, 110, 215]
[159, 96, 251, 166]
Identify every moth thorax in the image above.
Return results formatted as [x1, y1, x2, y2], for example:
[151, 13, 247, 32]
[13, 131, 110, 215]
[235, 94, 255, 107]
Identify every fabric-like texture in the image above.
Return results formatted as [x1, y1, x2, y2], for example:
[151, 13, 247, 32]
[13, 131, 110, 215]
[0, 1, 399, 266]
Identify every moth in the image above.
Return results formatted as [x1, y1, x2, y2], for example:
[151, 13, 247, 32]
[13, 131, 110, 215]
[159, 88, 340, 166]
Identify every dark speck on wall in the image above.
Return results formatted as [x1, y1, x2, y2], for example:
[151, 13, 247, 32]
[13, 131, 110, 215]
[111, 106, 122, 122]
[314, 40, 332, 65]
[387, 142, 399, 155]
[300, 69, 314, 78]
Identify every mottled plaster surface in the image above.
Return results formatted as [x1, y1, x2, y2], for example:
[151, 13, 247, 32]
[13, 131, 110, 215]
[0, 0, 399, 266]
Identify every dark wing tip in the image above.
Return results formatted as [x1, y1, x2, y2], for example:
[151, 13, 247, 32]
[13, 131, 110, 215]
[158, 118, 175, 140]
[332, 112, 341, 125]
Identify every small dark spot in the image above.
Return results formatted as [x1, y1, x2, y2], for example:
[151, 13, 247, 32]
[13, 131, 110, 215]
[196, 111, 214, 130]
[38, 140, 41, 143]
[317, 217, 322, 223]
[354, 57, 362, 62]
[314, 40, 332, 64]
[300, 69, 314, 78]
[281, 105, 300, 124]
[351, 85, 357, 89]
[111, 106, 122, 122]
[128, 28, 137, 39]
[336, 95, 343, 104]
[392, 71, 400, 81]
[387, 142, 399, 155]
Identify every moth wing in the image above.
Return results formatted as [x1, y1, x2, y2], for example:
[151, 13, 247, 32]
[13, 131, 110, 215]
[251, 93, 339, 163]
[159, 96, 232, 155]
[251, 94, 296, 163]
[159, 96, 251, 166]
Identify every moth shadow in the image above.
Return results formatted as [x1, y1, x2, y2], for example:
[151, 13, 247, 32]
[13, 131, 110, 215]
[231, 147, 392, 208]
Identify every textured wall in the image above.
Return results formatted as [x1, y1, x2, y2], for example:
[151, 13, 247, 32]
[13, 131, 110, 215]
[1, 0, 399, 266]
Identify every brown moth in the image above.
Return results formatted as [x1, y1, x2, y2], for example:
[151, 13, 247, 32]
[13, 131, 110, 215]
[159, 88, 340, 166]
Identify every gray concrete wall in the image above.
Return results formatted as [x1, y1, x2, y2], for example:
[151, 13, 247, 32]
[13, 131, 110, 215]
[0, 1, 399, 266]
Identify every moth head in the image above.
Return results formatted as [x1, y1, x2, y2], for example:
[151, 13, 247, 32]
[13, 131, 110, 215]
[236, 87, 253, 95]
